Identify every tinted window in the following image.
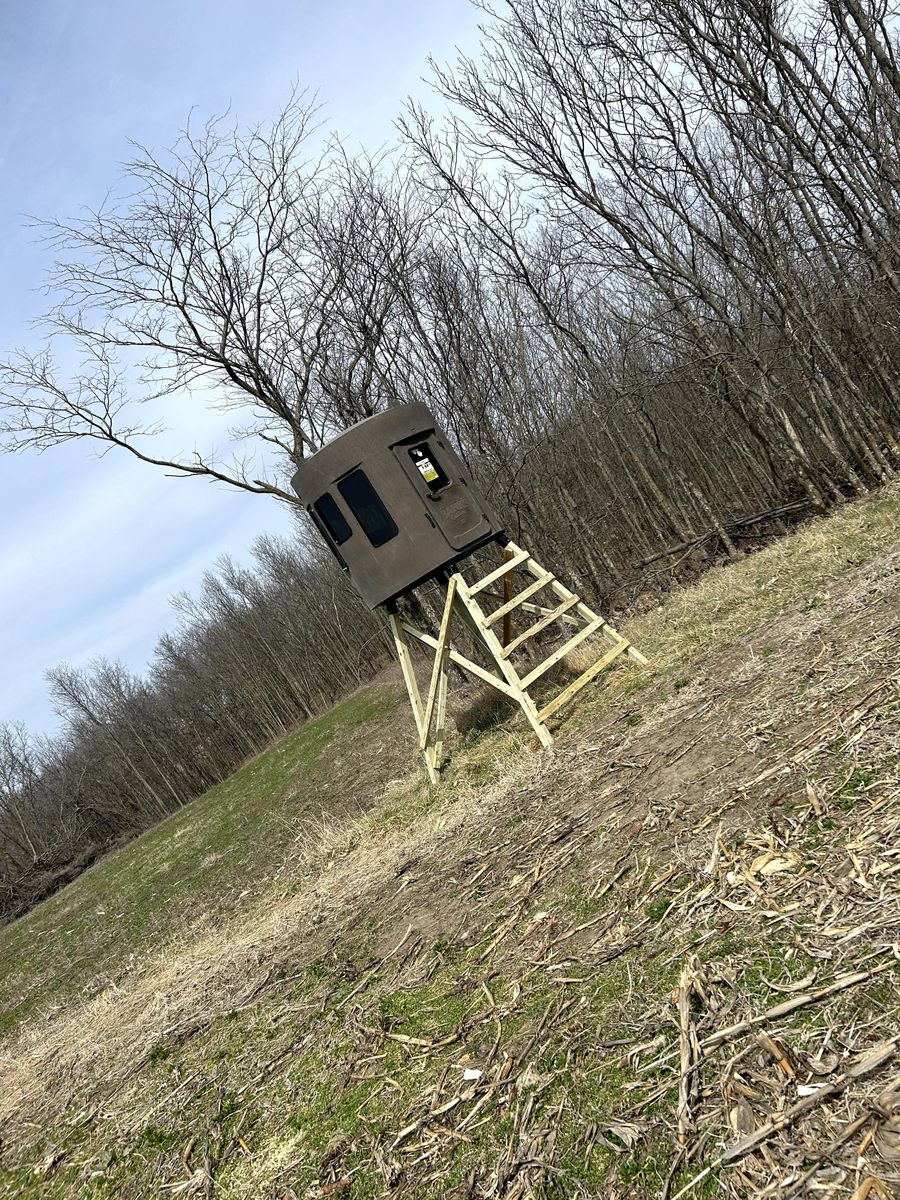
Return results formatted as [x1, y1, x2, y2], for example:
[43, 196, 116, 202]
[312, 493, 352, 545]
[338, 469, 399, 547]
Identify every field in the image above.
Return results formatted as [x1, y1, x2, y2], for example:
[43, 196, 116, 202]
[1, 485, 899, 1199]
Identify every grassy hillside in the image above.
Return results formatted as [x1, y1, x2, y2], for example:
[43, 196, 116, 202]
[0, 687, 404, 1039]
[1, 485, 899, 1199]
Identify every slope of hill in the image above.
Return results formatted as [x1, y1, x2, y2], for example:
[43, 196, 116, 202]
[0, 485, 898, 1199]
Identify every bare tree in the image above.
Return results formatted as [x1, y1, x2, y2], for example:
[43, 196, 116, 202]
[0, 96, 429, 498]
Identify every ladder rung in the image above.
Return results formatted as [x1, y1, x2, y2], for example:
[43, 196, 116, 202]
[519, 619, 603, 689]
[485, 572, 553, 627]
[519, 601, 581, 628]
[537, 639, 629, 721]
[467, 547, 531, 596]
[500, 594, 580, 657]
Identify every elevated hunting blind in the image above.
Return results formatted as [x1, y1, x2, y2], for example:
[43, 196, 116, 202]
[291, 403, 502, 609]
[293, 402, 646, 782]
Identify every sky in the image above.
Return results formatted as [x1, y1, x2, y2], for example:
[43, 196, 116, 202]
[0, 0, 484, 735]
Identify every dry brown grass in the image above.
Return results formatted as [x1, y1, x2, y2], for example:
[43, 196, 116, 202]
[0, 736, 544, 1132]
[1, 482, 899, 1198]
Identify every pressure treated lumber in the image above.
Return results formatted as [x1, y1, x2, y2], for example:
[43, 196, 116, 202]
[390, 540, 647, 780]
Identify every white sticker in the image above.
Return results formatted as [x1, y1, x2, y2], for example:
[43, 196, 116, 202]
[416, 458, 439, 483]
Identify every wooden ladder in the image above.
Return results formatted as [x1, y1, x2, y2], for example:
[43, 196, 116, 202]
[389, 541, 647, 782]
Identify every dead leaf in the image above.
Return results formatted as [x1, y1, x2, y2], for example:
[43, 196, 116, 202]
[874, 1083, 900, 1112]
[729, 1099, 756, 1136]
[750, 850, 802, 877]
[159, 1174, 205, 1196]
[807, 1051, 841, 1075]
[760, 970, 817, 994]
[597, 1120, 644, 1149]
[874, 1115, 900, 1161]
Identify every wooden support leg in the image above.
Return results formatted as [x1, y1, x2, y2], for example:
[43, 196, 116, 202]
[420, 579, 456, 778]
[502, 546, 514, 648]
[389, 611, 439, 785]
[431, 651, 450, 770]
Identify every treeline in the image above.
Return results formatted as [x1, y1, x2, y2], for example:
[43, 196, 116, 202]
[0, 537, 389, 920]
[2, 0, 900, 919]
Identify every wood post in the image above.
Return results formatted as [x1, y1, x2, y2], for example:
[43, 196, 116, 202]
[390, 542, 646, 781]
[502, 546, 514, 648]
[389, 611, 439, 786]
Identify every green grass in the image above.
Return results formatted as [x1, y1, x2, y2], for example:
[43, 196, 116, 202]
[0, 685, 400, 1036]
[0, 937, 679, 1198]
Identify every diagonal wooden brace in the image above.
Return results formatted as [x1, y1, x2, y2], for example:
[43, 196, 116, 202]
[390, 541, 647, 781]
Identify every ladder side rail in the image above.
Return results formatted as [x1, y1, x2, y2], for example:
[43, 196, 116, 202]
[456, 578, 554, 748]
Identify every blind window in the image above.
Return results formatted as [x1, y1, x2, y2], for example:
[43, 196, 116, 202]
[312, 492, 352, 545]
[408, 443, 450, 492]
[337, 469, 399, 547]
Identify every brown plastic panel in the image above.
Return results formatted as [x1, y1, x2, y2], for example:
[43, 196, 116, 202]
[291, 404, 503, 608]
